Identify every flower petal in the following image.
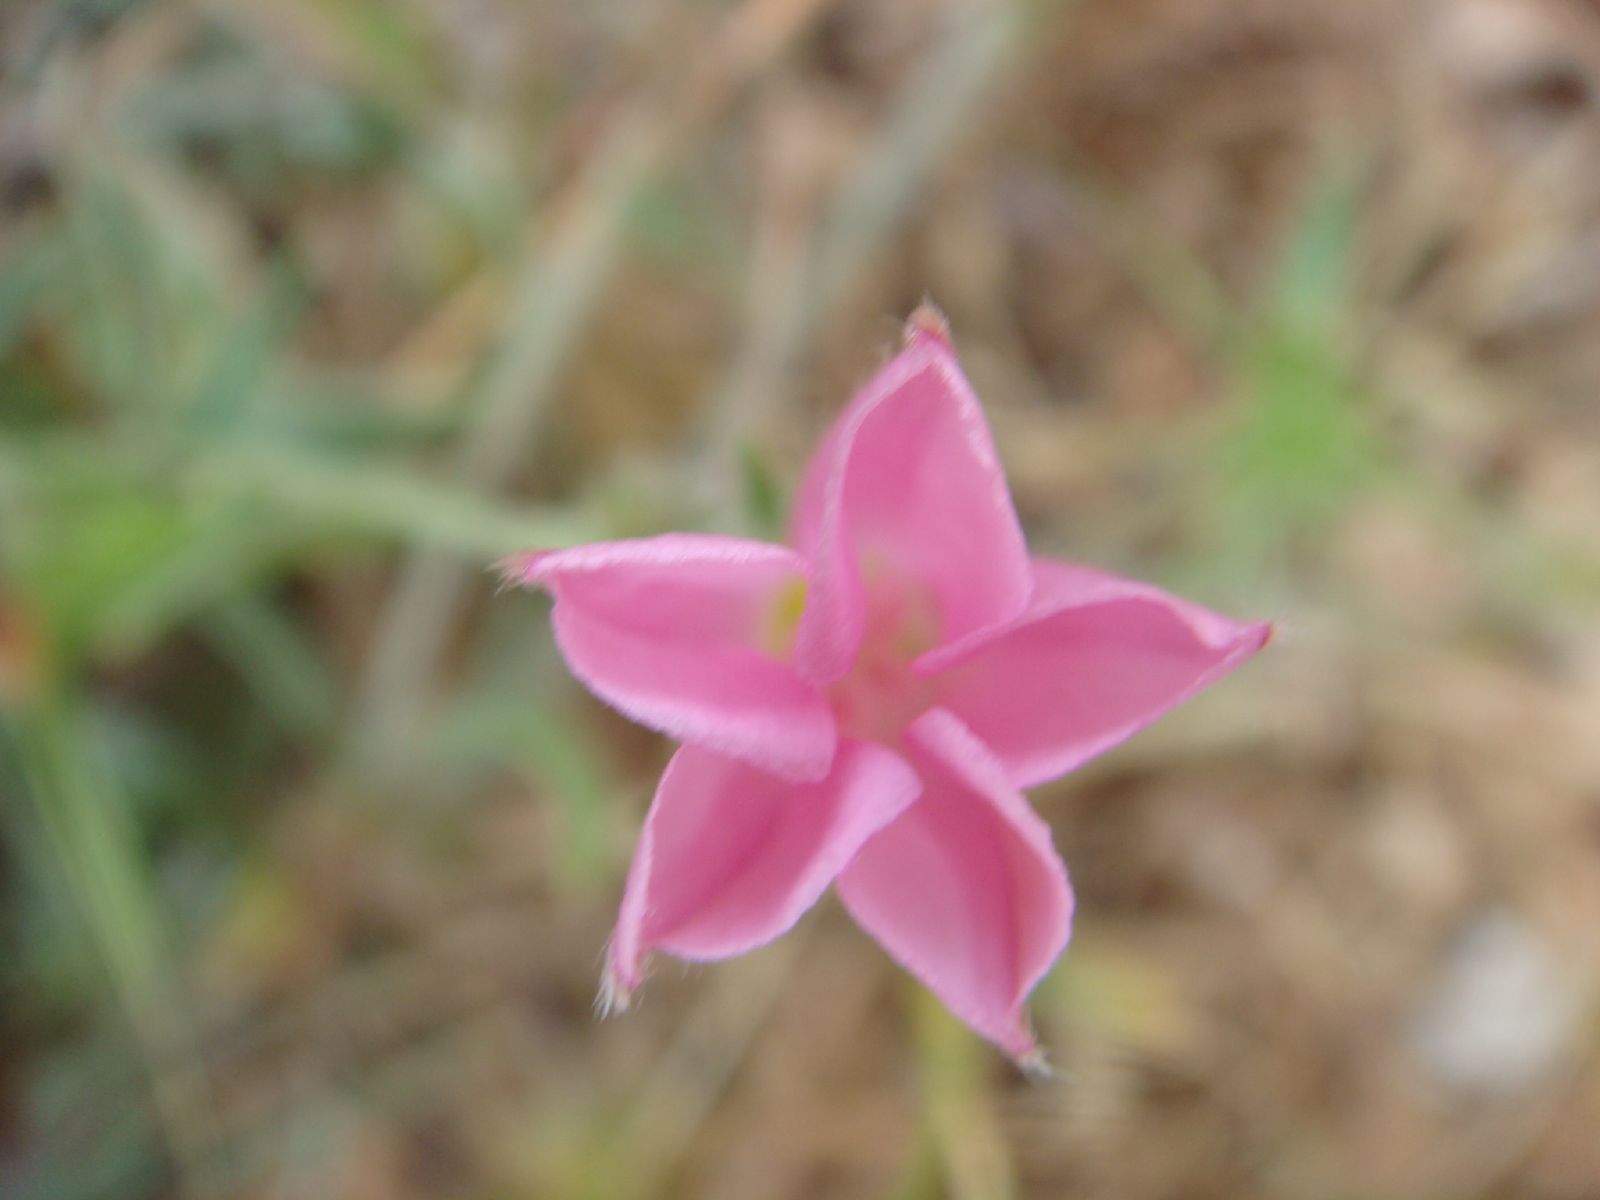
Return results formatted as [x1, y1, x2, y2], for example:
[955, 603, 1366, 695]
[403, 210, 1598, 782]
[508, 534, 835, 781]
[790, 319, 1033, 683]
[918, 557, 1272, 788]
[606, 740, 922, 1001]
[837, 709, 1073, 1061]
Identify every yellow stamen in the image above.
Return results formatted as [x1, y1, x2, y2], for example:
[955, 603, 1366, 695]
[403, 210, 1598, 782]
[762, 577, 808, 658]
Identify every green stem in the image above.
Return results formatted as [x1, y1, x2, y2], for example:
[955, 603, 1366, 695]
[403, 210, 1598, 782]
[9, 695, 209, 1197]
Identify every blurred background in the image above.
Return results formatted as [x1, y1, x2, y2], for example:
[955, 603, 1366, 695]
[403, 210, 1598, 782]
[3, 0, 1600, 1196]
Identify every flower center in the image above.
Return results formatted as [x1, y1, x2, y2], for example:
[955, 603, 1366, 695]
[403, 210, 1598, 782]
[825, 572, 942, 743]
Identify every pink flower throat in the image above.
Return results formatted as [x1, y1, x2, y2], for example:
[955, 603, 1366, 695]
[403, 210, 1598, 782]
[825, 571, 943, 743]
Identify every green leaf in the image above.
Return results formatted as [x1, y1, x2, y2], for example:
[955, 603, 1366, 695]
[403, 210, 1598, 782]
[183, 258, 308, 434]
[1269, 164, 1362, 337]
[1209, 164, 1384, 571]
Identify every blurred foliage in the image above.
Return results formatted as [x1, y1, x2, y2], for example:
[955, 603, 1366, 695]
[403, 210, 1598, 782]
[1225, 171, 1380, 542]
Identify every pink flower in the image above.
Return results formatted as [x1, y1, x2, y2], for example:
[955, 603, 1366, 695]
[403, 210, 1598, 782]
[504, 307, 1269, 1063]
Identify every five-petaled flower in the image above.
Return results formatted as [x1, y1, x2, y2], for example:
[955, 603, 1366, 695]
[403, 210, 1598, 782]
[503, 306, 1269, 1064]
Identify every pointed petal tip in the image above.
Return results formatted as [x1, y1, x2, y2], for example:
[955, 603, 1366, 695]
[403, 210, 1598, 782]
[996, 1009, 1052, 1075]
[496, 549, 550, 590]
[1237, 618, 1275, 656]
[903, 300, 952, 348]
[1012, 1042, 1055, 1080]
[596, 959, 640, 1019]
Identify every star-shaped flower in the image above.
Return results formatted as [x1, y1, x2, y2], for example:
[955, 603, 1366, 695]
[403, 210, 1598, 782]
[505, 306, 1269, 1062]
